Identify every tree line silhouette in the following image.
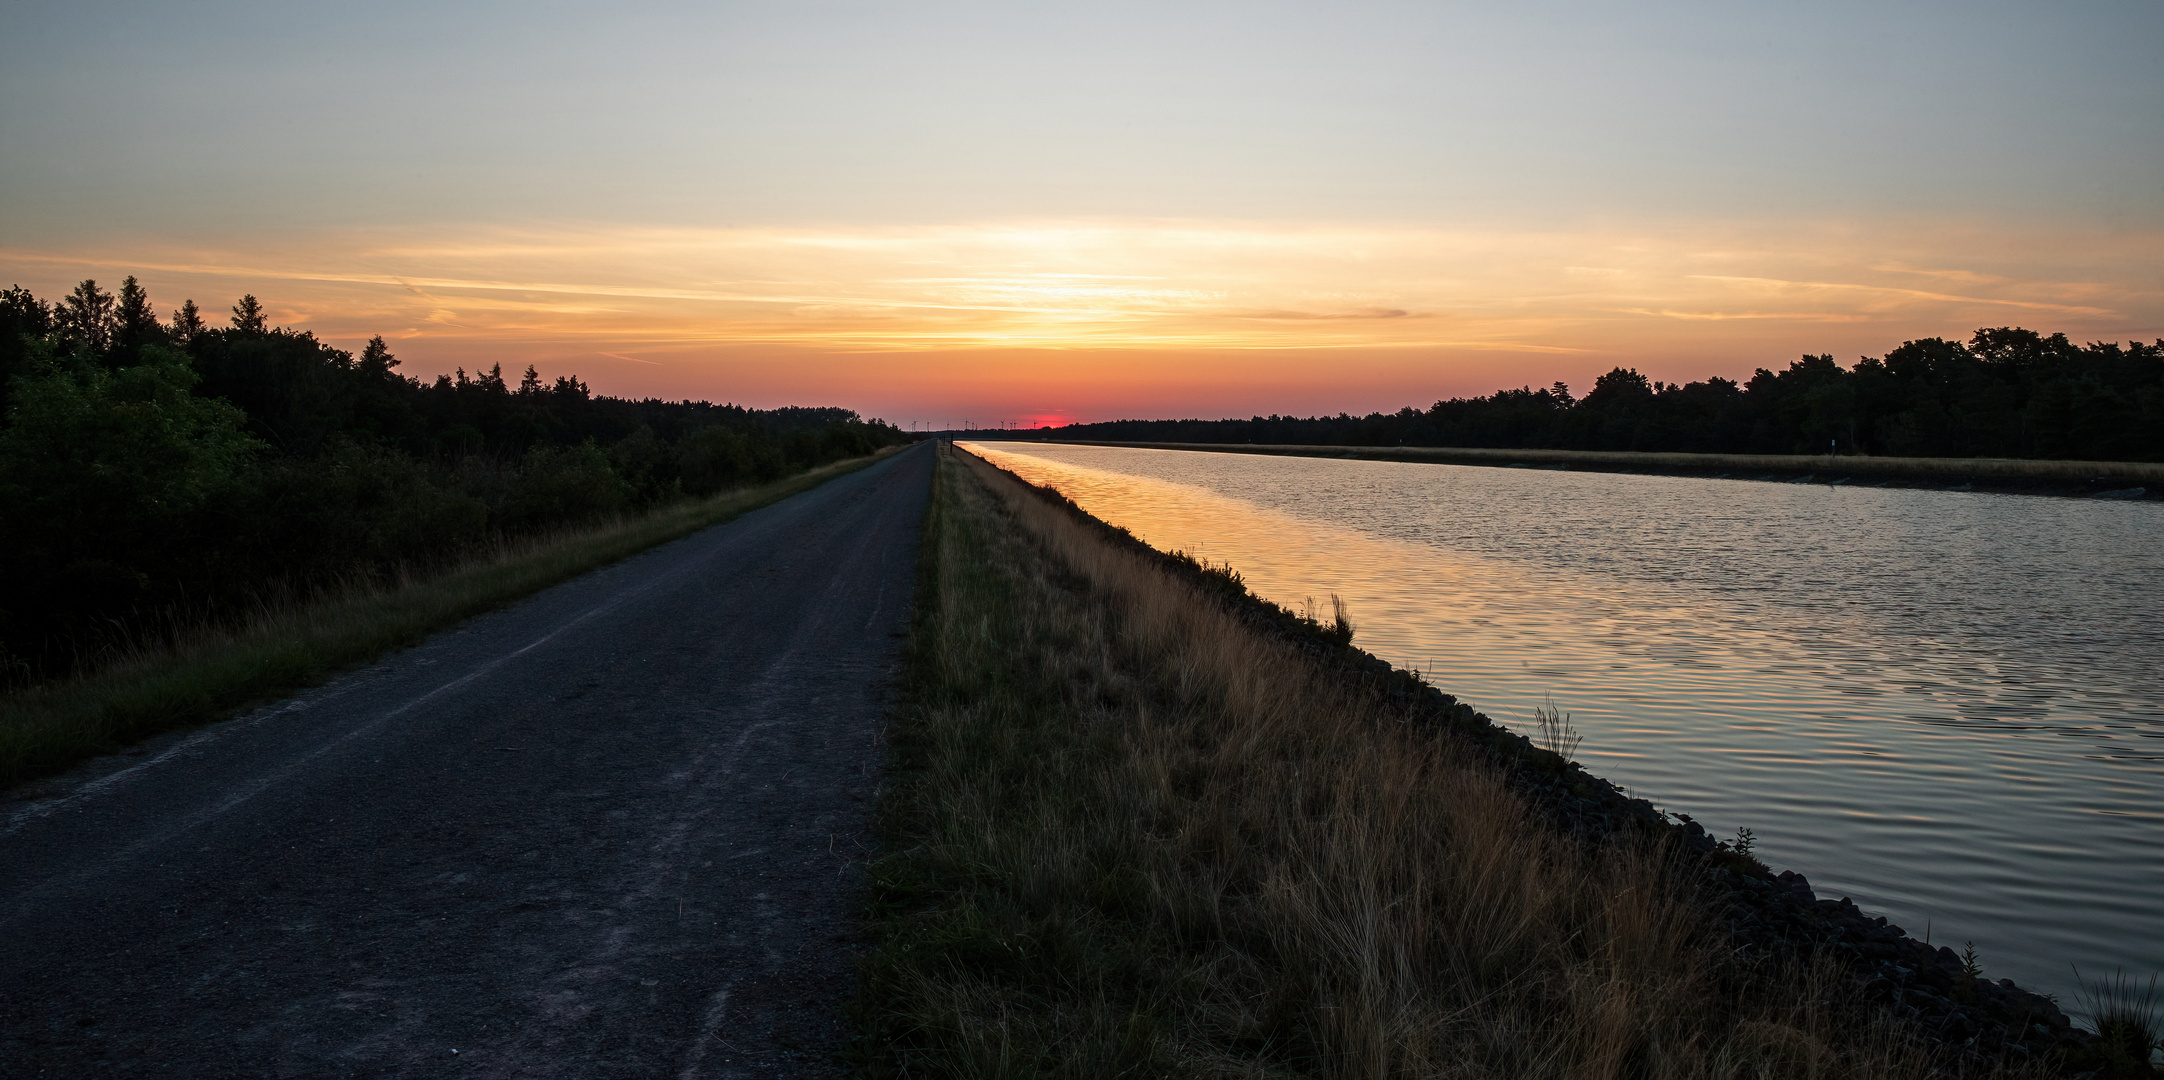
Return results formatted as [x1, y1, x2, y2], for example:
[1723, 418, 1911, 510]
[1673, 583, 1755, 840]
[1, 277, 909, 681]
[1043, 328, 2164, 461]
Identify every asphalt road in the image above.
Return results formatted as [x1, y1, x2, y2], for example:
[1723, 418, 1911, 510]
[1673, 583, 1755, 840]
[0, 442, 933, 1079]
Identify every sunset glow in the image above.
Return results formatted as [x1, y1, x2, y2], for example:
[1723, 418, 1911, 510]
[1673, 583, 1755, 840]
[5, 218, 2155, 421]
[5, 0, 2159, 422]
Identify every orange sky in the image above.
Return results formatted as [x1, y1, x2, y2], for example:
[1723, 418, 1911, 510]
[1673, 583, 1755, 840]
[4, 218, 2156, 425]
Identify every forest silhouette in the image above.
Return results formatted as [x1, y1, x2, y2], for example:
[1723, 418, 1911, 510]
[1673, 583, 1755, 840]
[1043, 329, 2164, 461]
[0, 278, 908, 682]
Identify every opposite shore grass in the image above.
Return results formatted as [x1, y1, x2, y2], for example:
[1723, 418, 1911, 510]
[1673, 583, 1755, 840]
[1043, 440, 2164, 487]
[856, 442, 2044, 1079]
[0, 447, 903, 791]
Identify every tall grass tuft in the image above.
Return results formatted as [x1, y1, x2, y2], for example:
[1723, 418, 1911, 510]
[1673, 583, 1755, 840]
[0, 449, 898, 789]
[1533, 696, 1583, 762]
[2074, 968, 2162, 1078]
[857, 443, 2044, 1079]
[1297, 593, 1357, 646]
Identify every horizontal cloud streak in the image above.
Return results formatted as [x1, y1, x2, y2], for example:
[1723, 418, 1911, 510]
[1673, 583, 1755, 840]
[1685, 275, 2120, 317]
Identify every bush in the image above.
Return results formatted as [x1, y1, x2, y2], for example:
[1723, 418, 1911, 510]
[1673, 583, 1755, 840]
[494, 443, 632, 534]
[0, 350, 262, 660]
[678, 426, 785, 494]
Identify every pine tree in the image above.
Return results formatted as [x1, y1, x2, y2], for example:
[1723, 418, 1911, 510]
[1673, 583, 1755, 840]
[113, 276, 166, 359]
[59, 279, 117, 356]
[171, 299, 206, 346]
[358, 334, 398, 375]
[230, 294, 267, 333]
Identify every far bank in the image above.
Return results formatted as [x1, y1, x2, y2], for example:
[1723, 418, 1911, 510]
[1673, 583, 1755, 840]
[1023, 440, 2160, 498]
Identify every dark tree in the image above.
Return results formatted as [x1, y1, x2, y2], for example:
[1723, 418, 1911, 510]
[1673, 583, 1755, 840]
[1, 285, 57, 414]
[1581, 367, 1655, 410]
[112, 276, 167, 362]
[170, 298, 206, 347]
[188, 326, 368, 455]
[230, 294, 268, 333]
[57, 279, 117, 357]
[0, 285, 53, 342]
[358, 335, 397, 375]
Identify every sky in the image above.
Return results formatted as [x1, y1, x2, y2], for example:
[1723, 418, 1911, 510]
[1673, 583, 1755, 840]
[3, 0, 2160, 426]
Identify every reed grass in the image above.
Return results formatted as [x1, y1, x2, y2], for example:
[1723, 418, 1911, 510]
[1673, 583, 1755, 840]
[1065, 441, 2164, 485]
[2073, 969, 2162, 1077]
[856, 442, 2045, 1079]
[1533, 697, 1583, 763]
[0, 448, 900, 789]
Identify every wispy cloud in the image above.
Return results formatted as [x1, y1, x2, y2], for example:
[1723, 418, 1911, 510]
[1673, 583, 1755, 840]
[1871, 263, 2012, 286]
[1686, 275, 2118, 317]
[1613, 309, 1877, 322]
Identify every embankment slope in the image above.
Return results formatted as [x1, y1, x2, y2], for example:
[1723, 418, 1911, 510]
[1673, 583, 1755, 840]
[858, 443, 2091, 1079]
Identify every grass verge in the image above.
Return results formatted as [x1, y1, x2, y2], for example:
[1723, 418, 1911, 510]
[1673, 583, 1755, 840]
[1051, 440, 2164, 487]
[0, 446, 904, 790]
[856, 442, 2044, 1079]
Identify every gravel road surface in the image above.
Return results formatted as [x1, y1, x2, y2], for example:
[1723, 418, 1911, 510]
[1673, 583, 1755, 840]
[0, 443, 932, 1078]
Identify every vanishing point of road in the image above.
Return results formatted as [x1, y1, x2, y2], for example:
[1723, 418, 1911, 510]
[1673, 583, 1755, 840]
[0, 443, 934, 1078]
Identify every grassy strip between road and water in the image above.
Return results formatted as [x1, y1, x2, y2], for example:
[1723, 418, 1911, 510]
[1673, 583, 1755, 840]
[0, 447, 903, 791]
[856, 442, 2050, 1079]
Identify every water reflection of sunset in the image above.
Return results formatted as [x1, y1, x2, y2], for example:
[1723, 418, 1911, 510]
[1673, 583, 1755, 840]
[964, 440, 1549, 680]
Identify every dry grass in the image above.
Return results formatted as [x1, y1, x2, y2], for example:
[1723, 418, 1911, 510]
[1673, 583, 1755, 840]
[0, 448, 901, 789]
[857, 443, 2044, 1079]
[1067, 441, 2164, 485]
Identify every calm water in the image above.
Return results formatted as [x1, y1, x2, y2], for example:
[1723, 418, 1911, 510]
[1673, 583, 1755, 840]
[966, 441, 2163, 1004]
